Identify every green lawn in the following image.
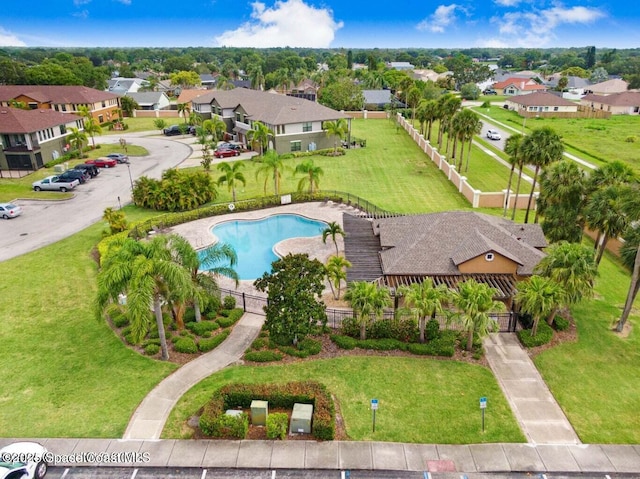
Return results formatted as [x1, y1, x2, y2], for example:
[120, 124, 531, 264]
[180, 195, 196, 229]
[106, 116, 182, 135]
[163, 356, 525, 444]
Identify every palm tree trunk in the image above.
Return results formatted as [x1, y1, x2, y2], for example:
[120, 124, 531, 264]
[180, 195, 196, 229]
[465, 140, 472, 172]
[194, 297, 202, 323]
[334, 239, 339, 256]
[617, 244, 640, 332]
[524, 166, 540, 224]
[511, 167, 524, 221]
[466, 329, 474, 351]
[360, 317, 367, 341]
[596, 235, 608, 266]
[531, 315, 540, 337]
[419, 317, 426, 343]
[328, 279, 337, 300]
[503, 166, 515, 217]
[546, 307, 556, 325]
[155, 297, 169, 361]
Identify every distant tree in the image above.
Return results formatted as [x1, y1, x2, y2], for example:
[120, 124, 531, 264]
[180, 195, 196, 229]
[177, 103, 190, 123]
[452, 279, 503, 351]
[120, 96, 138, 117]
[585, 46, 596, 69]
[318, 78, 364, 111]
[294, 159, 324, 194]
[460, 82, 481, 100]
[216, 161, 246, 203]
[503, 133, 524, 218]
[322, 221, 345, 256]
[584, 185, 630, 266]
[556, 76, 569, 92]
[345, 281, 392, 341]
[323, 118, 349, 155]
[169, 70, 201, 88]
[325, 255, 351, 300]
[255, 149, 284, 195]
[67, 127, 87, 153]
[590, 67, 609, 83]
[247, 121, 273, 155]
[83, 117, 102, 149]
[154, 118, 167, 133]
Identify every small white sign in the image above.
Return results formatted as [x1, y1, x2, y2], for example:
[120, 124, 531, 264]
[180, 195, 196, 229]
[371, 399, 379, 410]
[280, 194, 292, 205]
[480, 397, 487, 409]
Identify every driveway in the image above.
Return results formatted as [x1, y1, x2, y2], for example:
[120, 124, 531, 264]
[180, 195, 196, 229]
[0, 135, 192, 263]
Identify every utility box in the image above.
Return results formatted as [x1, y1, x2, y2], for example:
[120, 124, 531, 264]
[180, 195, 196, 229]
[250, 400, 268, 426]
[290, 403, 313, 434]
[225, 409, 243, 417]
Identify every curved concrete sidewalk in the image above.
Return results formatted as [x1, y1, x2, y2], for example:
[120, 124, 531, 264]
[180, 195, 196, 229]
[484, 333, 581, 445]
[123, 312, 265, 440]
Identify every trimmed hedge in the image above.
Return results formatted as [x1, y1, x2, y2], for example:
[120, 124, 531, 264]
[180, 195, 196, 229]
[553, 316, 570, 331]
[187, 320, 220, 336]
[330, 334, 357, 350]
[198, 330, 230, 352]
[199, 411, 249, 439]
[199, 381, 335, 440]
[144, 344, 160, 356]
[174, 337, 198, 354]
[278, 338, 322, 358]
[244, 350, 284, 362]
[331, 332, 456, 357]
[266, 413, 289, 440]
[218, 308, 244, 328]
[223, 296, 237, 309]
[517, 321, 554, 347]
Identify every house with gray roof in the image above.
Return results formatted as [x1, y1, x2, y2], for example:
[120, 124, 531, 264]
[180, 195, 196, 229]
[107, 77, 148, 94]
[0, 107, 83, 171]
[362, 90, 405, 110]
[344, 211, 546, 304]
[190, 88, 351, 155]
[505, 92, 579, 115]
[125, 92, 171, 110]
[580, 91, 640, 115]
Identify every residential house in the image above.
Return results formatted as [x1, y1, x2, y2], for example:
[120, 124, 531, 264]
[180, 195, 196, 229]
[544, 75, 592, 98]
[190, 88, 351, 155]
[125, 92, 171, 111]
[492, 77, 547, 96]
[0, 85, 120, 124]
[412, 69, 451, 83]
[386, 62, 415, 71]
[587, 78, 629, 95]
[199, 73, 219, 89]
[287, 79, 320, 102]
[505, 92, 579, 115]
[362, 89, 405, 111]
[344, 211, 547, 306]
[0, 107, 83, 171]
[580, 91, 640, 115]
[107, 77, 148, 94]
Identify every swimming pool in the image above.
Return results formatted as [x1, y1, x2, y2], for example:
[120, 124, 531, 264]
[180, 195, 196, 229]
[201, 214, 328, 280]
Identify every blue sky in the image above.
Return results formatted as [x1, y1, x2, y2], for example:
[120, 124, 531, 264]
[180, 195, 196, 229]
[1, 0, 637, 49]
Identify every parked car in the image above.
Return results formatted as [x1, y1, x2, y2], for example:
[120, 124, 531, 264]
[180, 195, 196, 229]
[105, 153, 129, 164]
[72, 163, 100, 178]
[0, 441, 48, 479]
[163, 125, 182, 136]
[58, 169, 89, 184]
[483, 89, 497, 95]
[486, 129, 501, 140]
[85, 157, 117, 168]
[32, 175, 79, 192]
[214, 148, 241, 158]
[0, 202, 22, 219]
[218, 142, 242, 151]
[189, 125, 197, 135]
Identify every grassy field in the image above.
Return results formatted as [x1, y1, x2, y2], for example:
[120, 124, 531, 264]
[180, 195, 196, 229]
[163, 356, 525, 444]
[109, 116, 182, 134]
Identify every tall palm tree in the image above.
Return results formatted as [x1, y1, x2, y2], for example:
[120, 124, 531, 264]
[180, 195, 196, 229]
[503, 133, 524, 218]
[247, 121, 273, 155]
[325, 255, 352, 300]
[203, 116, 227, 144]
[95, 234, 195, 361]
[323, 119, 348, 155]
[584, 185, 629, 266]
[437, 94, 461, 153]
[452, 279, 503, 351]
[67, 127, 87, 153]
[515, 275, 564, 337]
[216, 161, 246, 203]
[322, 221, 345, 256]
[398, 279, 450, 343]
[255, 149, 284, 195]
[406, 86, 423, 123]
[587, 160, 637, 194]
[294, 159, 324, 194]
[454, 108, 482, 172]
[248, 65, 265, 91]
[519, 126, 564, 223]
[83, 117, 102, 149]
[344, 281, 392, 340]
[618, 187, 640, 332]
[177, 103, 190, 123]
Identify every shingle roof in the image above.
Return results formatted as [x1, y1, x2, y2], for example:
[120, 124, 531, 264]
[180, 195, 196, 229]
[125, 92, 167, 105]
[493, 77, 547, 92]
[0, 85, 120, 104]
[363, 90, 395, 105]
[191, 88, 349, 125]
[582, 91, 640, 106]
[507, 92, 578, 107]
[373, 212, 546, 276]
[588, 78, 628, 94]
[0, 107, 81, 134]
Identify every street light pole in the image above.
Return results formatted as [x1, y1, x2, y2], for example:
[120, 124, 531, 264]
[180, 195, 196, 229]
[126, 163, 134, 193]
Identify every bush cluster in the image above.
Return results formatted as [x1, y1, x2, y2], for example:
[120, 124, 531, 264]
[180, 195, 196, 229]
[553, 316, 570, 331]
[199, 381, 335, 440]
[223, 296, 237, 309]
[341, 316, 419, 342]
[218, 308, 243, 328]
[198, 330, 230, 352]
[174, 337, 198, 354]
[330, 330, 457, 357]
[199, 411, 248, 439]
[187, 321, 220, 336]
[277, 338, 322, 358]
[517, 321, 554, 347]
[244, 350, 284, 362]
[266, 413, 289, 440]
[144, 344, 160, 356]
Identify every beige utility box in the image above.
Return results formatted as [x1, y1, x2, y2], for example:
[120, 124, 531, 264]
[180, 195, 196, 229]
[250, 400, 268, 426]
[290, 403, 313, 434]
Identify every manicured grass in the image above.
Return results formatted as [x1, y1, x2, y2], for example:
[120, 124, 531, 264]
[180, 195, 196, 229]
[0, 216, 175, 437]
[163, 356, 525, 444]
[106, 117, 182, 135]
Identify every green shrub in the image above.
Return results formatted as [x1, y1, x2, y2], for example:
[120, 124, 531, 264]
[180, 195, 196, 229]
[184, 308, 196, 323]
[407, 332, 456, 357]
[144, 344, 160, 356]
[339, 316, 360, 338]
[199, 411, 248, 439]
[625, 136, 637, 143]
[112, 313, 129, 328]
[425, 318, 440, 341]
[369, 319, 394, 339]
[330, 334, 357, 350]
[299, 338, 322, 355]
[358, 338, 407, 351]
[391, 316, 419, 342]
[218, 308, 243, 328]
[244, 350, 284, 362]
[223, 296, 237, 309]
[517, 321, 554, 347]
[143, 338, 161, 347]
[266, 413, 289, 440]
[279, 345, 310, 358]
[187, 321, 220, 336]
[553, 316, 570, 331]
[198, 330, 230, 352]
[174, 337, 198, 354]
[250, 338, 268, 350]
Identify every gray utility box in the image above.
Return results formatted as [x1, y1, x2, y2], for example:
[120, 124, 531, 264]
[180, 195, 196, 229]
[290, 403, 313, 434]
[251, 400, 268, 426]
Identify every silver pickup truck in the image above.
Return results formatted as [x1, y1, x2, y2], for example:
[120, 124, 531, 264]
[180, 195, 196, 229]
[32, 175, 80, 192]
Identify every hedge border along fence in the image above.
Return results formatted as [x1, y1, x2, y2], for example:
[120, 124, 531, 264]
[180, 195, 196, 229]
[199, 381, 335, 440]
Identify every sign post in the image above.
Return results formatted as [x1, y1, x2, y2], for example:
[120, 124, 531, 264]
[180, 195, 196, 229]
[480, 397, 487, 432]
[371, 399, 379, 433]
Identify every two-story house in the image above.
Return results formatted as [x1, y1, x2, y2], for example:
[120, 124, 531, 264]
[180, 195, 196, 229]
[0, 107, 83, 171]
[190, 89, 351, 155]
[493, 77, 547, 96]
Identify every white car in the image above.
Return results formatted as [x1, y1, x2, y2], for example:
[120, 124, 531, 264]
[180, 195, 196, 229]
[0, 203, 21, 219]
[0, 442, 48, 479]
[486, 129, 501, 140]
[32, 175, 79, 192]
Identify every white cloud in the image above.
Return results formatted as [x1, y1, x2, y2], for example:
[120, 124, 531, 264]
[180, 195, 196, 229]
[0, 27, 26, 46]
[417, 4, 460, 33]
[215, 0, 342, 48]
[73, 0, 91, 5]
[72, 9, 89, 19]
[493, 0, 520, 7]
[115, 0, 132, 5]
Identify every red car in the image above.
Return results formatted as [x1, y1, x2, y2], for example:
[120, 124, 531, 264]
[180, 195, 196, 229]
[86, 157, 118, 168]
[214, 148, 240, 158]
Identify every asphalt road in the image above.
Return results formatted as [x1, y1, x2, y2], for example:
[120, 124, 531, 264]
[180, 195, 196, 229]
[0, 135, 192, 263]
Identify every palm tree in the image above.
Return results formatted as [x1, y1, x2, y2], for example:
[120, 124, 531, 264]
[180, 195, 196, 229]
[216, 161, 246, 203]
[247, 121, 273, 155]
[452, 279, 503, 351]
[436, 94, 461, 152]
[67, 127, 87, 153]
[534, 241, 597, 324]
[95, 234, 195, 361]
[519, 126, 564, 223]
[323, 119, 348, 155]
[177, 103, 190, 123]
[617, 186, 640, 332]
[83, 117, 102, 149]
[325, 255, 352, 300]
[294, 159, 324, 194]
[406, 86, 422, 123]
[344, 281, 392, 340]
[255, 149, 284, 195]
[398, 279, 450, 343]
[503, 133, 524, 218]
[322, 221, 345, 256]
[587, 160, 637, 194]
[515, 275, 564, 337]
[248, 65, 265, 90]
[454, 108, 482, 172]
[584, 185, 629, 266]
[203, 116, 227, 144]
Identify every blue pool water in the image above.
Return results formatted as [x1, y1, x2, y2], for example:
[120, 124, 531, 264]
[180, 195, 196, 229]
[201, 214, 327, 280]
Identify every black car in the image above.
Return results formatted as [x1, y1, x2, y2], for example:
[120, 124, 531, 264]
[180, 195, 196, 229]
[58, 169, 89, 184]
[163, 125, 181, 136]
[483, 89, 497, 95]
[72, 163, 100, 178]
